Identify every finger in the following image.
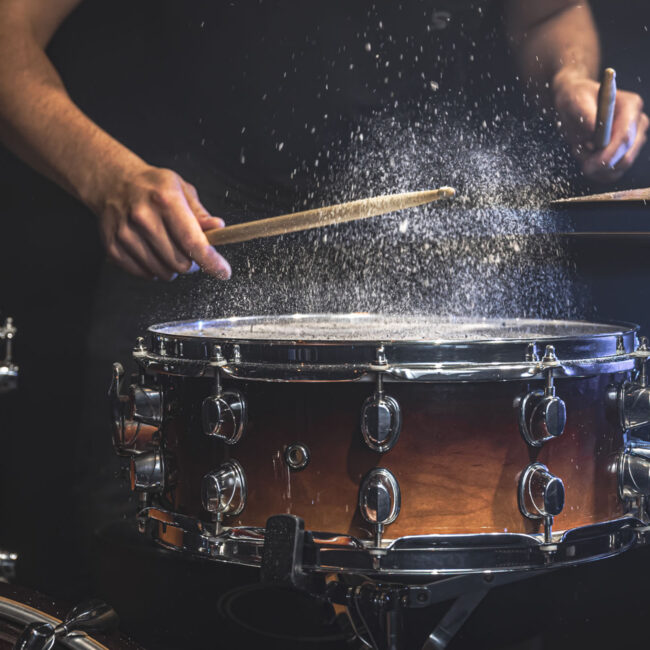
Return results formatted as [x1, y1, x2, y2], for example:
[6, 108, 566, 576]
[583, 111, 648, 180]
[156, 190, 231, 279]
[130, 204, 194, 273]
[107, 241, 154, 280]
[182, 183, 225, 231]
[613, 116, 648, 173]
[118, 225, 178, 281]
[599, 95, 643, 165]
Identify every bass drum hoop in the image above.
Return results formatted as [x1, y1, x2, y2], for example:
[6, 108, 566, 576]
[0, 596, 108, 650]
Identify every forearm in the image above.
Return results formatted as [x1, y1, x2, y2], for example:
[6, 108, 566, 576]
[0, 17, 144, 213]
[506, 1, 599, 102]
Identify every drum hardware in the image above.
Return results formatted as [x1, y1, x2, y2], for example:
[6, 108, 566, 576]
[128, 384, 162, 427]
[518, 463, 565, 545]
[361, 372, 402, 453]
[0, 317, 17, 394]
[201, 460, 247, 535]
[618, 439, 650, 524]
[201, 369, 247, 444]
[358, 469, 401, 555]
[14, 599, 118, 650]
[0, 551, 17, 583]
[108, 363, 160, 456]
[518, 346, 567, 447]
[284, 443, 310, 470]
[129, 449, 165, 494]
[616, 337, 650, 434]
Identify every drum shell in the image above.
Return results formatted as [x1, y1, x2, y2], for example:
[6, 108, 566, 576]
[163, 372, 625, 539]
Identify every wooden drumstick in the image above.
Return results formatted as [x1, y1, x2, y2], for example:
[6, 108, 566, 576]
[594, 67, 616, 149]
[204, 187, 456, 246]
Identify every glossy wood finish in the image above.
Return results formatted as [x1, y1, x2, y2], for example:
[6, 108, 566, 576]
[164, 372, 626, 542]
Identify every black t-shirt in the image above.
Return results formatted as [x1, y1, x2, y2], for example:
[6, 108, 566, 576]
[48, 0, 494, 203]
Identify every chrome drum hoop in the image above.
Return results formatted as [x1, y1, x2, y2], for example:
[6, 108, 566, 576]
[137, 315, 641, 382]
[141, 507, 643, 577]
[0, 597, 109, 650]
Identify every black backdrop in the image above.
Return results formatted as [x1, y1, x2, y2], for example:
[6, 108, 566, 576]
[0, 2, 649, 649]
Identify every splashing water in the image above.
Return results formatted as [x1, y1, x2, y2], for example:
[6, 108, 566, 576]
[149, 111, 586, 327]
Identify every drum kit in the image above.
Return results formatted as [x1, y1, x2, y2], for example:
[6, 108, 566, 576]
[0, 318, 136, 650]
[109, 311, 650, 649]
[3, 178, 650, 649]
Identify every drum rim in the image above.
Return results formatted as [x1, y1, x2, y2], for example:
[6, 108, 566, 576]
[139, 315, 641, 381]
[0, 596, 108, 649]
[148, 314, 639, 346]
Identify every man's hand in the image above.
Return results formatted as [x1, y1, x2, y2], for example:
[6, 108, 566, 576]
[553, 70, 648, 183]
[96, 165, 231, 281]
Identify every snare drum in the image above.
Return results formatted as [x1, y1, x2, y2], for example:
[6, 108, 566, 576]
[109, 314, 650, 578]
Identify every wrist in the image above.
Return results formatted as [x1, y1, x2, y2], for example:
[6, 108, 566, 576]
[551, 64, 594, 96]
[73, 138, 148, 215]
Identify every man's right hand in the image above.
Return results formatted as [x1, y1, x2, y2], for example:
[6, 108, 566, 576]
[95, 164, 231, 281]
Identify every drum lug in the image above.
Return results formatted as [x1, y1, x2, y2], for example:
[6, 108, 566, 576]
[128, 384, 163, 426]
[618, 439, 650, 522]
[518, 462, 565, 543]
[129, 448, 166, 494]
[519, 346, 566, 447]
[361, 374, 402, 453]
[109, 362, 161, 456]
[616, 337, 650, 434]
[201, 459, 247, 529]
[202, 372, 247, 444]
[359, 468, 401, 550]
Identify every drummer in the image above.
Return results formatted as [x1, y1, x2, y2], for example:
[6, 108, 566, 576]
[0, 0, 646, 281]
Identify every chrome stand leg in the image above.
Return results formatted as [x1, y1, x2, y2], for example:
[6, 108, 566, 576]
[385, 609, 402, 650]
[421, 588, 489, 650]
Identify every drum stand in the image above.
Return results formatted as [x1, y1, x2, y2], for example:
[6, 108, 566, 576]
[261, 515, 537, 650]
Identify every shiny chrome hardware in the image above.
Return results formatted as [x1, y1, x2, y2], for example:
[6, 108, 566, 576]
[109, 363, 129, 454]
[142, 505, 640, 577]
[202, 390, 247, 444]
[519, 463, 565, 519]
[519, 462, 565, 544]
[361, 374, 402, 453]
[359, 468, 401, 547]
[15, 600, 118, 650]
[519, 346, 566, 447]
[130, 449, 165, 493]
[285, 443, 310, 470]
[109, 363, 159, 456]
[619, 439, 650, 501]
[201, 460, 247, 517]
[128, 384, 162, 426]
[616, 337, 650, 433]
[0, 317, 17, 394]
[619, 382, 650, 432]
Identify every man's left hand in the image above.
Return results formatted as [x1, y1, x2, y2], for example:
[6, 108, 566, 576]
[552, 69, 648, 182]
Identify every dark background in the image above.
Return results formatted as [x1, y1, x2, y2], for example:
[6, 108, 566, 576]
[0, 1, 649, 648]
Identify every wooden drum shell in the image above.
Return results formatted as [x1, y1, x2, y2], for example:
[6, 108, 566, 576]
[163, 372, 625, 541]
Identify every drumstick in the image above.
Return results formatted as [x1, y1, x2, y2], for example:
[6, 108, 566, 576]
[204, 187, 456, 246]
[550, 186, 650, 205]
[594, 67, 616, 149]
